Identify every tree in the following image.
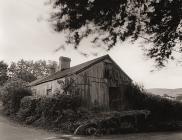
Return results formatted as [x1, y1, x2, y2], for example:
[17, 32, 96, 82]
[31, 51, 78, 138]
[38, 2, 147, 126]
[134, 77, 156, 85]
[8, 59, 58, 82]
[0, 78, 31, 114]
[8, 60, 36, 82]
[49, 0, 182, 67]
[0, 61, 8, 86]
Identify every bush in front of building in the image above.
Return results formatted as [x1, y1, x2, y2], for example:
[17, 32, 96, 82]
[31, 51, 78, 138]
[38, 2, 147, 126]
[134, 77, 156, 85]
[16, 94, 151, 135]
[34, 94, 81, 120]
[0, 78, 32, 115]
[74, 110, 151, 135]
[16, 93, 82, 131]
[16, 96, 38, 122]
[125, 84, 182, 125]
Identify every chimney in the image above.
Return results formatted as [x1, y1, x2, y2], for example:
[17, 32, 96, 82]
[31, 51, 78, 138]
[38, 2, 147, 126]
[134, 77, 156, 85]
[58, 56, 71, 71]
[49, 61, 58, 75]
[50, 67, 56, 75]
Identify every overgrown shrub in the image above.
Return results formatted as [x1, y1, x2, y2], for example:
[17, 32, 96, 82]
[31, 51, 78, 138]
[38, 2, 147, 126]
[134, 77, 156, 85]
[15, 93, 82, 130]
[34, 94, 81, 121]
[125, 84, 182, 122]
[16, 96, 38, 122]
[74, 110, 150, 135]
[0, 78, 32, 115]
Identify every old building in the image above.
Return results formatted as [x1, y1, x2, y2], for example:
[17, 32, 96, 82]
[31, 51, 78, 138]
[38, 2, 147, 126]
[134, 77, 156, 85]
[29, 55, 132, 110]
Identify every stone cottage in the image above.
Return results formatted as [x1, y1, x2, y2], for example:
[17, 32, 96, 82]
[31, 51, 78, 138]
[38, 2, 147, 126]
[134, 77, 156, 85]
[29, 55, 132, 110]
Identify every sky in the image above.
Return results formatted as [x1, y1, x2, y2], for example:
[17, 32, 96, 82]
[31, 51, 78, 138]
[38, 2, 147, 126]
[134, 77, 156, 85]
[0, 0, 182, 89]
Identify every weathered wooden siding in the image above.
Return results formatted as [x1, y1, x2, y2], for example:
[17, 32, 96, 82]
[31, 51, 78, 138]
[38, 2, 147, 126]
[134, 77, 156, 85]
[74, 61, 109, 110]
[103, 58, 131, 87]
[73, 58, 131, 110]
[31, 61, 109, 109]
[31, 78, 64, 96]
[31, 57, 132, 111]
[103, 58, 132, 111]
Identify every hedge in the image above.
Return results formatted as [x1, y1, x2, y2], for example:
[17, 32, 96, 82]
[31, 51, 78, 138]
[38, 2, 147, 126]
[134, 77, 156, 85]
[0, 79, 32, 115]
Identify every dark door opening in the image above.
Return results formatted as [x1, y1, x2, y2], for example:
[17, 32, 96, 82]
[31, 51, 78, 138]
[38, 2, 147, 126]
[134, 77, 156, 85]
[109, 87, 122, 111]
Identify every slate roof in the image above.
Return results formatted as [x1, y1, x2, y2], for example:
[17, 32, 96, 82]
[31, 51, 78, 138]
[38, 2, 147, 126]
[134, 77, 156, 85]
[29, 54, 132, 86]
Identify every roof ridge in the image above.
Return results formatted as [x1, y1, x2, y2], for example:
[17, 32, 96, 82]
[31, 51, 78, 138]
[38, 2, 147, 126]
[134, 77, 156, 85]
[71, 54, 109, 68]
[29, 54, 110, 86]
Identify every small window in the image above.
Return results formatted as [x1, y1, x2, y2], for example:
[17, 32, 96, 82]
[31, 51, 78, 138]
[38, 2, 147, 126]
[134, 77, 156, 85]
[46, 89, 52, 95]
[46, 84, 52, 95]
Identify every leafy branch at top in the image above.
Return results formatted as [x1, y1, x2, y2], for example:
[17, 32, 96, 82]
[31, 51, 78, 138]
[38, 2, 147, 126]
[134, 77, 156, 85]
[49, 0, 182, 67]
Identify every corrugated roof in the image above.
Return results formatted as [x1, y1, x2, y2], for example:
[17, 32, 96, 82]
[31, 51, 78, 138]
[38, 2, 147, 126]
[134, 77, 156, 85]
[29, 54, 110, 86]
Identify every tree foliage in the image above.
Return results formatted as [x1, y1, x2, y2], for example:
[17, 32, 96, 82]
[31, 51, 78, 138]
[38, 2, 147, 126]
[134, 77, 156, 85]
[0, 78, 31, 115]
[0, 61, 8, 86]
[49, 0, 182, 67]
[8, 59, 57, 82]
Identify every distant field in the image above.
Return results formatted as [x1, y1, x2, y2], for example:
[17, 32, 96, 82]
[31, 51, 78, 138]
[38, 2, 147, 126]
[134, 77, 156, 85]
[146, 88, 182, 100]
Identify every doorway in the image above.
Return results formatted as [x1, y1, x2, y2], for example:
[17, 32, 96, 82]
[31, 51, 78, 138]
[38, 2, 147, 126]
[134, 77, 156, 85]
[109, 87, 122, 110]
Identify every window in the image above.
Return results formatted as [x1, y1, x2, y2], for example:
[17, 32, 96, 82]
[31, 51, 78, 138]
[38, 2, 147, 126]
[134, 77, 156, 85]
[46, 89, 52, 95]
[46, 84, 52, 95]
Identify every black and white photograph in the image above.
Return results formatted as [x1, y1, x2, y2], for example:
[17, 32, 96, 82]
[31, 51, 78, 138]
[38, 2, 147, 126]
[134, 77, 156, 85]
[0, 0, 182, 139]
